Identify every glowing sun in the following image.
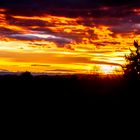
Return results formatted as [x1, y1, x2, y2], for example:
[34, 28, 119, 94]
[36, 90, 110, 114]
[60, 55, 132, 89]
[100, 65, 115, 74]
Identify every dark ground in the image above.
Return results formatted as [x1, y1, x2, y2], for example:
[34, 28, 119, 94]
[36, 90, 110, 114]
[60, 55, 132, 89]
[0, 72, 140, 106]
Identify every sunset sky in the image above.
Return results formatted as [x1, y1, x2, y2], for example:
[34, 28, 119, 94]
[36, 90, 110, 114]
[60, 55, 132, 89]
[0, 0, 140, 74]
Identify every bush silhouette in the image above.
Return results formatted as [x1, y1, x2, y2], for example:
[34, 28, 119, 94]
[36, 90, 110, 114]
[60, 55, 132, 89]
[20, 71, 33, 79]
[123, 40, 140, 78]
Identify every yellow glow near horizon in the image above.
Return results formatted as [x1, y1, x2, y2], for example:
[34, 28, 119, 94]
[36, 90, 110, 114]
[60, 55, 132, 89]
[100, 65, 118, 74]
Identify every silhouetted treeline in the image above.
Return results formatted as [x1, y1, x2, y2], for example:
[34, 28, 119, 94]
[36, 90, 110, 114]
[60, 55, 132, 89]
[123, 40, 140, 78]
[0, 72, 140, 105]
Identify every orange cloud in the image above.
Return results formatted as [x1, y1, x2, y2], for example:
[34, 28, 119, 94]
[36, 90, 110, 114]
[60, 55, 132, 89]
[0, 9, 140, 74]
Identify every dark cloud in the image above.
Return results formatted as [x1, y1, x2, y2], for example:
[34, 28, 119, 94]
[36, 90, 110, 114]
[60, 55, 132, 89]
[91, 60, 122, 66]
[94, 41, 120, 47]
[9, 32, 72, 47]
[0, 0, 140, 17]
[8, 18, 47, 27]
[31, 64, 50, 67]
[0, 69, 10, 72]
[0, 0, 140, 8]
[45, 69, 77, 73]
[0, 27, 20, 36]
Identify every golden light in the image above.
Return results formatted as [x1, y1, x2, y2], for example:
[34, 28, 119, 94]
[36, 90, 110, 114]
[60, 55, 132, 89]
[100, 65, 117, 74]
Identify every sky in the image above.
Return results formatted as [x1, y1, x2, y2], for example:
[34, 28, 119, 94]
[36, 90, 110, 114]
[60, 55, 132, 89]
[0, 0, 140, 74]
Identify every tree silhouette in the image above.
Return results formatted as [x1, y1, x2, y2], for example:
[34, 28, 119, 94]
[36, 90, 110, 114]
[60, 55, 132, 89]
[20, 71, 33, 79]
[123, 40, 140, 78]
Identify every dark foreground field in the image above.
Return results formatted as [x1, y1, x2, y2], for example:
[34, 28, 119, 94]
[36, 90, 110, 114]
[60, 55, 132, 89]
[0, 73, 140, 105]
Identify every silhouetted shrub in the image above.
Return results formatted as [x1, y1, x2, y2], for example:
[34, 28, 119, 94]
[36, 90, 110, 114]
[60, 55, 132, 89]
[20, 71, 33, 79]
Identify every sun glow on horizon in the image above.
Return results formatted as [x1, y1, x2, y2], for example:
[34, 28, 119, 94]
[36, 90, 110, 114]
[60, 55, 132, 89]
[100, 65, 120, 74]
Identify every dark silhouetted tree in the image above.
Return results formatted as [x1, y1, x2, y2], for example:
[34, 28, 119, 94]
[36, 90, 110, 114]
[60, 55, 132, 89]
[20, 71, 33, 79]
[123, 40, 140, 78]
